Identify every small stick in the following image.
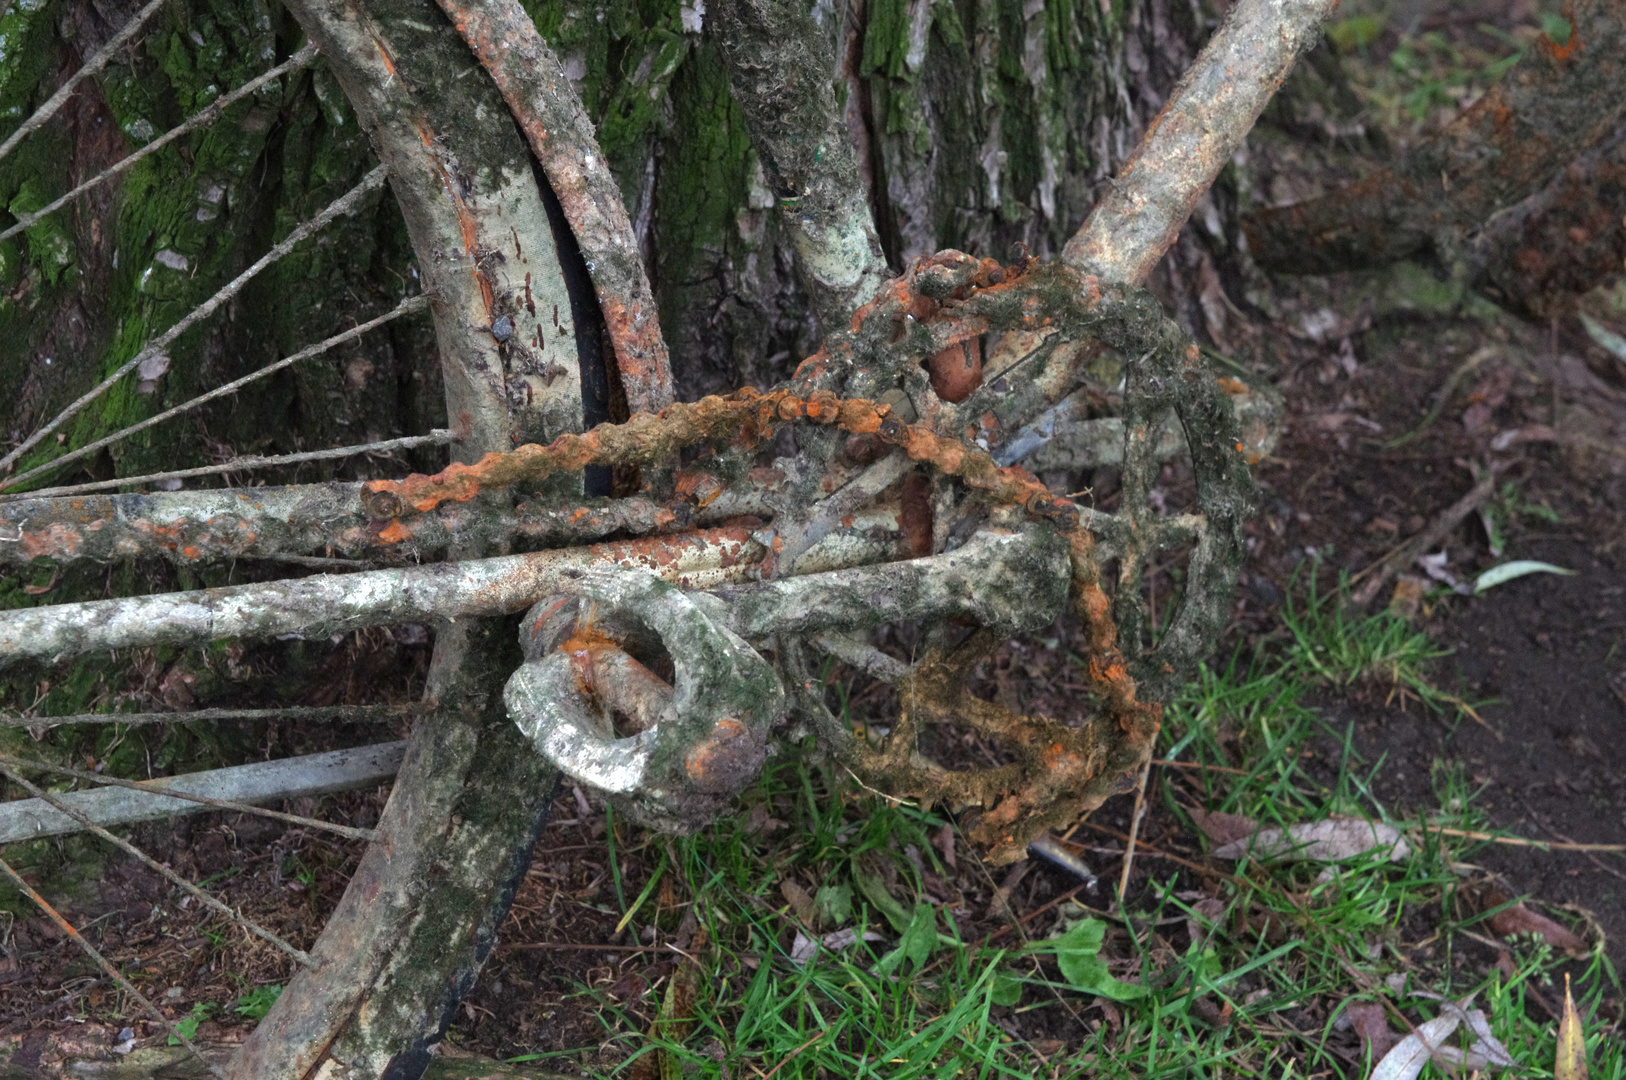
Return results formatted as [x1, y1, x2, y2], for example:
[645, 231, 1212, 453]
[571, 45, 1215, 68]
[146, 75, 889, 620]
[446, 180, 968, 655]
[1350, 469, 1498, 608]
[1421, 826, 1625, 853]
[1115, 760, 1152, 914]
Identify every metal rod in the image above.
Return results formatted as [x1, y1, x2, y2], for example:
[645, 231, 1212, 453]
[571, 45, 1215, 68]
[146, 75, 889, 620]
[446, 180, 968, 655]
[3, 430, 455, 503]
[0, 745, 401, 844]
[0, 44, 322, 244]
[0, 703, 414, 729]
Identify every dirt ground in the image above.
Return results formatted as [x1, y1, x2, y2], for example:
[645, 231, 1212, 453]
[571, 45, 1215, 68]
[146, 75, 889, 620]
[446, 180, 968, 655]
[4, 0, 1626, 1072]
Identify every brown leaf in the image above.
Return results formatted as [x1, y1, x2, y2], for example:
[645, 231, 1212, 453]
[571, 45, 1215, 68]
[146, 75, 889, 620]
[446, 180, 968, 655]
[1343, 1000, 1399, 1061]
[1187, 807, 1258, 848]
[1556, 974, 1589, 1080]
[780, 878, 816, 927]
[1484, 890, 1588, 954]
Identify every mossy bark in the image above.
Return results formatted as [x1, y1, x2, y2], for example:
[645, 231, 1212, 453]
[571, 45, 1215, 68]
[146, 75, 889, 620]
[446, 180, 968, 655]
[1, 0, 1245, 443]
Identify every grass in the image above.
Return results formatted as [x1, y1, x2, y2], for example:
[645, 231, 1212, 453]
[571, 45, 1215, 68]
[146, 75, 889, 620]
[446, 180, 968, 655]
[499, 580, 1620, 1079]
[1278, 565, 1486, 723]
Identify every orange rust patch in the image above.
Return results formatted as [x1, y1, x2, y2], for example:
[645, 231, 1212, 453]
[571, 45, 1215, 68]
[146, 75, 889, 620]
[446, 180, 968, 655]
[19, 523, 84, 560]
[928, 336, 983, 403]
[377, 520, 413, 545]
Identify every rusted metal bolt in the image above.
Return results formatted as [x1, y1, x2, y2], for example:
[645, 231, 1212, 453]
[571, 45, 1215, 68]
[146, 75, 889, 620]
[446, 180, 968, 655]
[362, 489, 403, 520]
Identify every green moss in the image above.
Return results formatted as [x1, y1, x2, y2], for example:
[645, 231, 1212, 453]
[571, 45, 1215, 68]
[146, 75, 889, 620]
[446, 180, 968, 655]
[6, 177, 75, 284]
[862, 0, 912, 78]
[653, 44, 753, 326]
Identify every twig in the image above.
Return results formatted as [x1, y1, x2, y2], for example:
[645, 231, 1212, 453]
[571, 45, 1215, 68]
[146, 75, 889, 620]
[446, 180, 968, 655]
[1152, 758, 1248, 776]
[0, 156, 381, 482]
[0, 0, 167, 165]
[1116, 760, 1152, 914]
[1419, 826, 1625, 853]
[1383, 347, 1498, 449]
[0, 855, 227, 1080]
[2, 430, 455, 503]
[1349, 468, 1499, 608]
[761, 1033, 823, 1080]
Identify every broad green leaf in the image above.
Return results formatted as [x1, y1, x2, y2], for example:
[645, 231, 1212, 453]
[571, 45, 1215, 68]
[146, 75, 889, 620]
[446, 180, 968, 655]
[814, 883, 853, 926]
[990, 970, 1023, 1006]
[1472, 560, 1576, 595]
[900, 902, 938, 969]
[853, 865, 912, 934]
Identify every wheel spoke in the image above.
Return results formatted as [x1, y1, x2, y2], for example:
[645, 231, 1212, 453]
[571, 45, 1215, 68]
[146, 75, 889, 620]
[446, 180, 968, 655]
[0, 763, 318, 968]
[0, 44, 321, 246]
[0, 703, 413, 730]
[0, 294, 428, 493]
[0, 0, 167, 166]
[5, 429, 455, 503]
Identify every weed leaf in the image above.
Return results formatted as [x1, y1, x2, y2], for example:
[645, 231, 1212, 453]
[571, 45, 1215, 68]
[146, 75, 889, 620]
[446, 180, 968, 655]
[1033, 919, 1150, 1001]
[1579, 312, 1626, 365]
[853, 865, 912, 934]
[990, 970, 1023, 1006]
[814, 883, 852, 926]
[1472, 560, 1575, 595]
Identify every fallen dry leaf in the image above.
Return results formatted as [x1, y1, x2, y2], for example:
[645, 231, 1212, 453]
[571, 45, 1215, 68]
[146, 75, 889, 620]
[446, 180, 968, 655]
[1212, 818, 1412, 863]
[1188, 807, 1258, 848]
[1483, 890, 1588, 954]
[1369, 1013, 1461, 1080]
[1556, 974, 1588, 1080]
[1341, 1000, 1399, 1061]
